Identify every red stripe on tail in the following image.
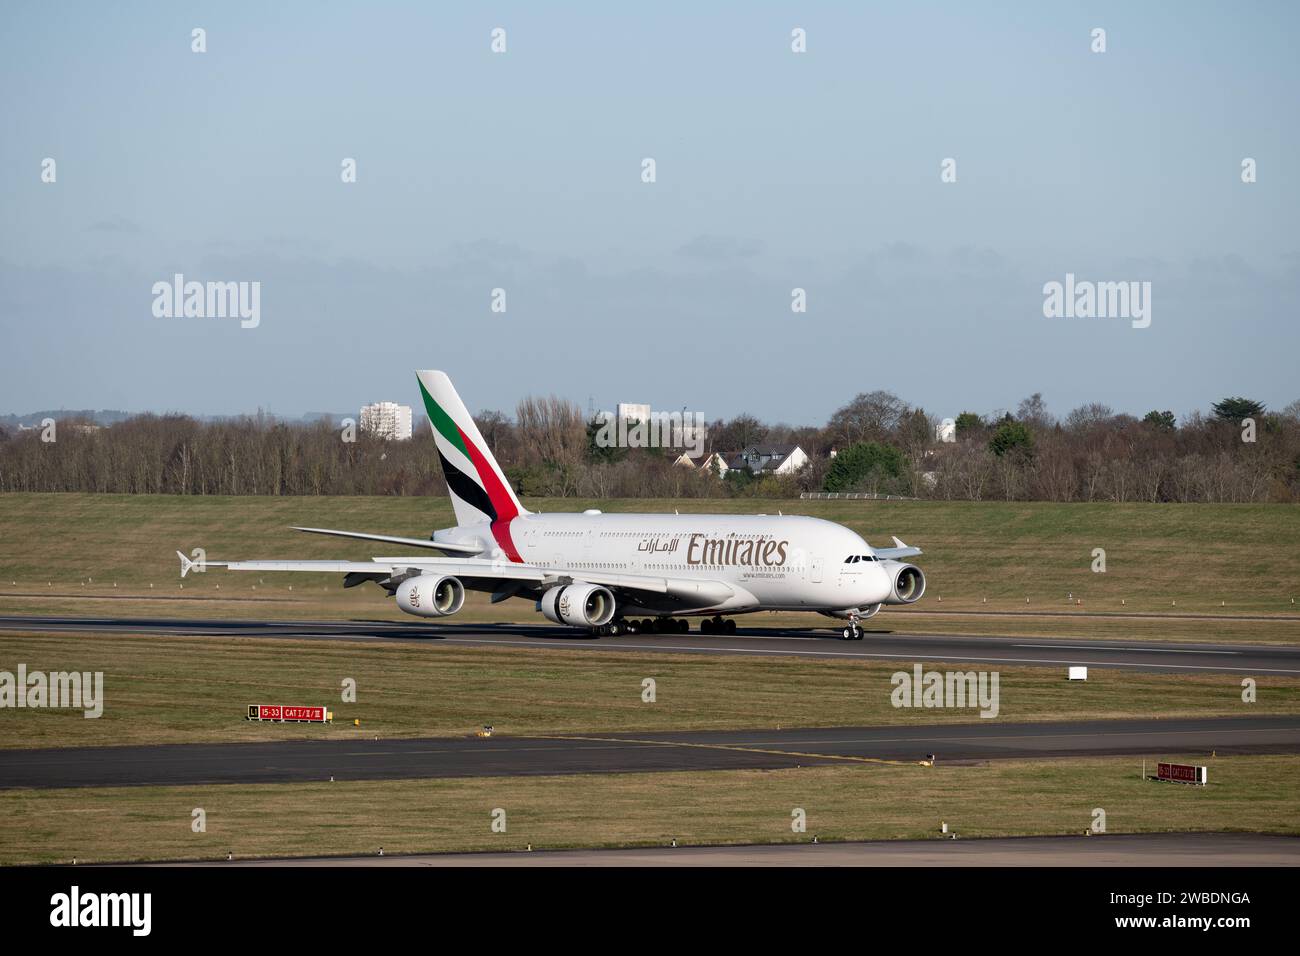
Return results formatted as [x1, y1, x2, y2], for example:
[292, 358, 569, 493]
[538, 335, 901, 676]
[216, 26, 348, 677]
[456, 424, 523, 562]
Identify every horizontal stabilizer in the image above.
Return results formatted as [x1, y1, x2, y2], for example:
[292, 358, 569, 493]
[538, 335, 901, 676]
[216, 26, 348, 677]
[176, 551, 201, 578]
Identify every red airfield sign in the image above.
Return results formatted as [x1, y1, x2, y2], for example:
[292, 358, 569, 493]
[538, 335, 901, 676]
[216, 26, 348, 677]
[1156, 761, 1207, 785]
[247, 704, 329, 723]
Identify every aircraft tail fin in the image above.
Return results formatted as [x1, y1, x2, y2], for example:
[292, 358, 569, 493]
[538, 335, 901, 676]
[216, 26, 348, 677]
[416, 370, 528, 528]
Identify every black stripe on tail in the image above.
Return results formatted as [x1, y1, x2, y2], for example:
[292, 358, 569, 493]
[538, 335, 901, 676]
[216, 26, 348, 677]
[436, 448, 498, 523]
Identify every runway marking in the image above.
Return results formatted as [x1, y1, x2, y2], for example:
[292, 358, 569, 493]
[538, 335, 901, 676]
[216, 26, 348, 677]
[899, 608, 1300, 623]
[339, 744, 637, 757]
[1014, 643, 1239, 655]
[435, 638, 1300, 673]
[524, 733, 921, 768]
[3, 619, 1297, 673]
[720, 726, 1300, 748]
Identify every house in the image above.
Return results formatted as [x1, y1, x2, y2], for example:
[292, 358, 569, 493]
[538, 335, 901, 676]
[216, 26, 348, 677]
[724, 444, 809, 476]
[674, 451, 729, 476]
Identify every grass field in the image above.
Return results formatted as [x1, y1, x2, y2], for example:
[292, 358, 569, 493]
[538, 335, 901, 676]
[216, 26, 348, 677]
[2, 493, 1296, 863]
[1, 493, 1297, 643]
[2, 754, 1296, 865]
[3, 493, 1299, 607]
[2, 632, 1294, 749]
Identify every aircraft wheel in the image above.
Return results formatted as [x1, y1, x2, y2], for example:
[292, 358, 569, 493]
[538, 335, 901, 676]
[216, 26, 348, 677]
[841, 627, 852, 641]
[724, 619, 737, 635]
[701, 618, 714, 634]
[678, 618, 689, 633]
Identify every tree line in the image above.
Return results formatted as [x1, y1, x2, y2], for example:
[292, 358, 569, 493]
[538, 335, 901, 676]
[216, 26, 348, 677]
[1, 392, 1297, 503]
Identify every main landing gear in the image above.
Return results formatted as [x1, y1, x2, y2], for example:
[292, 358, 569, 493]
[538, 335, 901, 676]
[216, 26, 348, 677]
[589, 617, 738, 637]
[700, 616, 736, 635]
[840, 612, 864, 641]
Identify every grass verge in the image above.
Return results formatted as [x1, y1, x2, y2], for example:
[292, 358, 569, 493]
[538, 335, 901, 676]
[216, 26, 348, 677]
[1, 632, 1295, 749]
[2, 754, 1296, 865]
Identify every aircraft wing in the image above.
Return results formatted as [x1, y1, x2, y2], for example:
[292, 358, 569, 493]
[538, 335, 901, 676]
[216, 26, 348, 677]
[291, 527, 483, 554]
[181, 552, 543, 582]
[177, 551, 734, 605]
[872, 536, 923, 560]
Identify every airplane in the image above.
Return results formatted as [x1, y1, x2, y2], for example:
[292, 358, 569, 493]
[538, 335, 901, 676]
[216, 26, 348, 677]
[178, 370, 925, 640]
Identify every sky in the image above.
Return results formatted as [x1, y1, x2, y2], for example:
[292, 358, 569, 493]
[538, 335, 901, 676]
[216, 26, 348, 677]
[1, 1, 1297, 427]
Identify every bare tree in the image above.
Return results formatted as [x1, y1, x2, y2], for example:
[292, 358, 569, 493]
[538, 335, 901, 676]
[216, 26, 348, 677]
[828, 391, 909, 445]
[514, 395, 586, 469]
[1064, 403, 1115, 431]
[1016, 393, 1054, 430]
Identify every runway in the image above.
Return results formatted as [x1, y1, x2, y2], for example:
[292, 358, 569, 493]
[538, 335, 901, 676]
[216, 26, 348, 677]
[1, 613, 1298, 674]
[190, 832, 1300, 867]
[3, 716, 1297, 789]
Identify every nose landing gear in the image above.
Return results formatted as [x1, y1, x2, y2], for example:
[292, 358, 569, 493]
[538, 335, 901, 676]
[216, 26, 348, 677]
[840, 611, 864, 641]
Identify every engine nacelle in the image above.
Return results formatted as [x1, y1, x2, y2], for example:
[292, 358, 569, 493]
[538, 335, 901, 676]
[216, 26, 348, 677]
[540, 583, 616, 628]
[395, 574, 465, 618]
[880, 561, 926, 605]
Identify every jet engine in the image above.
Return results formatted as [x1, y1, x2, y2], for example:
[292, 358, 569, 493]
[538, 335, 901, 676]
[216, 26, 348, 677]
[880, 561, 926, 605]
[395, 574, 465, 618]
[539, 583, 617, 628]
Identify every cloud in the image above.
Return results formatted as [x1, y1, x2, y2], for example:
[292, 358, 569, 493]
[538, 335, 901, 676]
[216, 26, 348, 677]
[1, 239, 1296, 422]
[86, 216, 143, 234]
[675, 235, 764, 261]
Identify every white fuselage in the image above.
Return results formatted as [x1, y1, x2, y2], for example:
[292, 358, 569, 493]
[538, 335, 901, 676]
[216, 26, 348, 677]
[438, 511, 894, 615]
